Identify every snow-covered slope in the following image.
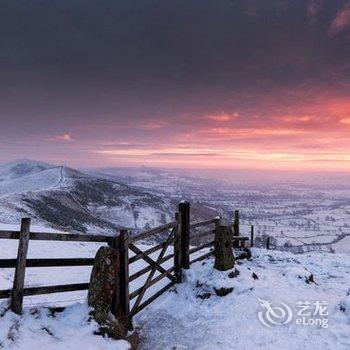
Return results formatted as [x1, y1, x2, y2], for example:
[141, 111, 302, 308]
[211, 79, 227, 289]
[136, 249, 350, 350]
[0, 159, 53, 182]
[0, 167, 68, 197]
[0, 160, 216, 234]
[0, 160, 172, 233]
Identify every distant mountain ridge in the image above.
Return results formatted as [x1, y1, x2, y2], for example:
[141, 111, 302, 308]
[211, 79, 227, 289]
[0, 160, 217, 235]
[0, 159, 53, 182]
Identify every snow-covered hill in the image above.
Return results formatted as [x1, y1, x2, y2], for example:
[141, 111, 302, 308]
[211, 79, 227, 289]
[0, 159, 53, 182]
[0, 160, 216, 234]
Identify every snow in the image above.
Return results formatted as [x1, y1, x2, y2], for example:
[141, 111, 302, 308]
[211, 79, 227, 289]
[333, 235, 350, 253]
[1, 237, 350, 349]
[0, 160, 52, 182]
[135, 249, 350, 350]
[1, 199, 350, 348]
[0, 303, 130, 350]
[0, 166, 81, 198]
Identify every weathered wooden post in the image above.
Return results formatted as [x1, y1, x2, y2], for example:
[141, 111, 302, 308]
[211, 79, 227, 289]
[118, 229, 131, 329]
[11, 218, 31, 314]
[240, 239, 246, 249]
[266, 236, 270, 250]
[174, 212, 182, 283]
[107, 233, 120, 317]
[250, 225, 254, 248]
[214, 217, 221, 231]
[214, 225, 235, 271]
[233, 210, 239, 248]
[179, 201, 190, 269]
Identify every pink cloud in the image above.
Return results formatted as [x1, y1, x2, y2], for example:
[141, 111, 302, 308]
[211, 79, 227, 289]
[45, 133, 75, 142]
[205, 112, 239, 122]
[328, 3, 350, 37]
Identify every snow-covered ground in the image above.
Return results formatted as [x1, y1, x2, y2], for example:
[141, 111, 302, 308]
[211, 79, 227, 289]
[135, 249, 350, 350]
[0, 303, 130, 350]
[1, 220, 350, 349]
[1, 242, 350, 349]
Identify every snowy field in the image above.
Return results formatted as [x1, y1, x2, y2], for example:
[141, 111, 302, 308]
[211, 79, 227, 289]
[1, 235, 350, 349]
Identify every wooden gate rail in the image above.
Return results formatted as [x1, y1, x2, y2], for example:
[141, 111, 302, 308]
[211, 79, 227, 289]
[129, 266, 176, 300]
[129, 221, 178, 243]
[189, 244, 215, 265]
[186, 211, 220, 265]
[189, 240, 215, 255]
[0, 283, 90, 299]
[190, 229, 215, 242]
[129, 253, 174, 282]
[0, 230, 112, 243]
[131, 281, 176, 316]
[129, 244, 176, 283]
[129, 240, 169, 264]
[190, 251, 214, 265]
[0, 219, 113, 313]
[129, 225, 177, 318]
[189, 217, 219, 229]
[0, 258, 95, 268]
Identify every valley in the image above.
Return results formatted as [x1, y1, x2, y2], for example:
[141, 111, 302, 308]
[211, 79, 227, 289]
[1, 160, 350, 253]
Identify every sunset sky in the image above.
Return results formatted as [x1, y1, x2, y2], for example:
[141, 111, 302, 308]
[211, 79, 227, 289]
[2, 0, 350, 170]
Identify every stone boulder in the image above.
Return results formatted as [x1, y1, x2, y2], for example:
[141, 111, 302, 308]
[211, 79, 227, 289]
[88, 246, 120, 324]
[214, 225, 235, 271]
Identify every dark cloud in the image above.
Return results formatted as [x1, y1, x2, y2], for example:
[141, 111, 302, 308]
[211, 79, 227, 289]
[1, 1, 348, 117]
[1, 0, 350, 168]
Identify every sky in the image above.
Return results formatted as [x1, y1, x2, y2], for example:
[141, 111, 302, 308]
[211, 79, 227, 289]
[1, 0, 350, 170]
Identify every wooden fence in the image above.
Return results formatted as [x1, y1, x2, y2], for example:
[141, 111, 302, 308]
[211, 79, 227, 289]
[0, 202, 252, 324]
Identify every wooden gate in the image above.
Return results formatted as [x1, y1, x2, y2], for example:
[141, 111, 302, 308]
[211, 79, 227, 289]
[128, 224, 179, 317]
[0, 202, 252, 324]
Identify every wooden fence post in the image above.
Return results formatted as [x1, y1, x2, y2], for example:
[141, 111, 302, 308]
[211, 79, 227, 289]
[233, 210, 239, 248]
[107, 230, 131, 330]
[250, 225, 254, 248]
[11, 218, 31, 314]
[118, 229, 131, 329]
[179, 202, 190, 269]
[174, 212, 182, 283]
[214, 217, 221, 230]
[107, 234, 119, 319]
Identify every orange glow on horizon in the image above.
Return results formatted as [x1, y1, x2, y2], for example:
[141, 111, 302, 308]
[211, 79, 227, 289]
[88, 93, 350, 171]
